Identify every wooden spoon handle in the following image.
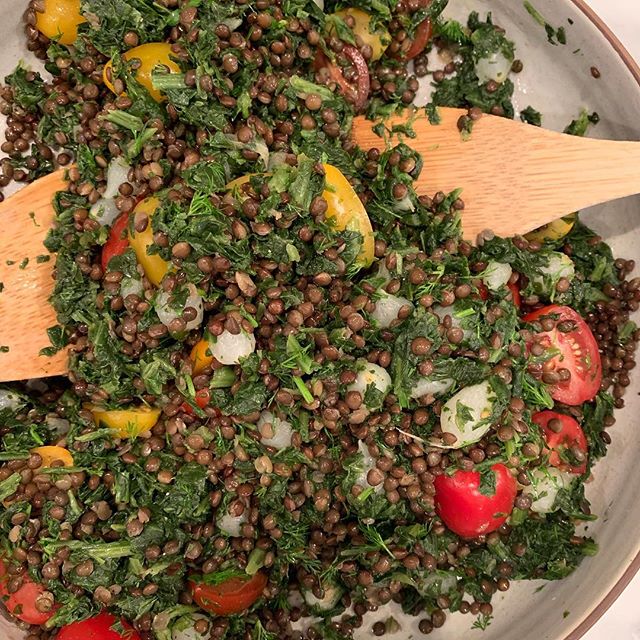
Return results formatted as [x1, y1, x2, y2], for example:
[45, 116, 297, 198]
[0, 170, 69, 382]
[353, 108, 640, 240]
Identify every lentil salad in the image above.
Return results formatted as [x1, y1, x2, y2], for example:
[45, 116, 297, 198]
[0, 1, 639, 639]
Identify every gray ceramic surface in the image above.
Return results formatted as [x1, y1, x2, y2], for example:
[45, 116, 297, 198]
[1, 1, 640, 639]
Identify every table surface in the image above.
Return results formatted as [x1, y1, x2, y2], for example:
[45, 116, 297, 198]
[582, 3, 640, 639]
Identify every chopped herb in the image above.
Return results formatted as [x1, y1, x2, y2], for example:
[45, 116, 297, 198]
[520, 106, 542, 126]
[523, 1, 568, 45]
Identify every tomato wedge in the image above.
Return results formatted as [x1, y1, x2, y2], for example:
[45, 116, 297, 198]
[403, 18, 433, 60]
[524, 305, 602, 405]
[57, 611, 141, 640]
[316, 45, 370, 111]
[101, 212, 130, 271]
[434, 463, 517, 538]
[181, 388, 211, 415]
[508, 281, 522, 309]
[0, 560, 56, 625]
[532, 410, 588, 475]
[190, 572, 268, 616]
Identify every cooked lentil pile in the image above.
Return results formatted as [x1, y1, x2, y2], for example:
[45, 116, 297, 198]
[1, 1, 639, 639]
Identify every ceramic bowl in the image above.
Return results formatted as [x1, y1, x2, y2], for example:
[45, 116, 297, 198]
[1, 1, 640, 639]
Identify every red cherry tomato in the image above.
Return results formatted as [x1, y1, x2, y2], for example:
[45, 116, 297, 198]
[180, 388, 211, 415]
[477, 281, 489, 301]
[0, 559, 56, 625]
[524, 305, 602, 406]
[57, 611, 141, 640]
[532, 410, 588, 475]
[315, 45, 370, 111]
[101, 212, 130, 271]
[403, 18, 433, 60]
[434, 463, 517, 538]
[508, 281, 521, 309]
[190, 572, 268, 616]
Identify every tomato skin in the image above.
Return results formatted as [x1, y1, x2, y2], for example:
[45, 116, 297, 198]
[30, 445, 74, 469]
[181, 388, 210, 414]
[532, 410, 588, 474]
[57, 611, 141, 640]
[323, 164, 374, 267]
[403, 18, 433, 60]
[190, 572, 268, 616]
[191, 339, 214, 376]
[35, 0, 86, 46]
[104, 43, 181, 103]
[524, 305, 602, 405]
[434, 463, 517, 538]
[89, 405, 161, 438]
[0, 561, 55, 625]
[333, 8, 390, 62]
[508, 281, 522, 309]
[128, 197, 170, 286]
[316, 45, 370, 112]
[101, 212, 130, 272]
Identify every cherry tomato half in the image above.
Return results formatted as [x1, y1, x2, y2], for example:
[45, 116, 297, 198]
[101, 212, 130, 272]
[103, 43, 181, 103]
[35, 0, 86, 46]
[57, 611, 141, 640]
[323, 164, 374, 267]
[434, 463, 517, 538]
[190, 572, 268, 616]
[0, 560, 56, 625]
[89, 405, 161, 438]
[315, 45, 370, 111]
[532, 410, 588, 475]
[524, 305, 602, 406]
[333, 8, 390, 62]
[403, 18, 433, 60]
[181, 388, 211, 415]
[31, 445, 74, 469]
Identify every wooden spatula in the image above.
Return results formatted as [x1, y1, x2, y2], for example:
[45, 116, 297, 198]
[2, 106, 640, 382]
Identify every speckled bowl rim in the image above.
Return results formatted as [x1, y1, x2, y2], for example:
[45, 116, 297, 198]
[562, 8, 640, 640]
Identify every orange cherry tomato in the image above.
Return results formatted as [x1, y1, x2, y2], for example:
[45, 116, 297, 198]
[103, 43, 181, 103]
[190, 339, 214, 376]
[30, 446, 74, 469]
[323, 164, 374, 267]
[128, 197, 169, 286]
[89, 405, 161, 438]
[35, 0, 86, 46]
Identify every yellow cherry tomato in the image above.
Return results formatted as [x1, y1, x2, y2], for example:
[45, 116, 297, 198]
[323, 164, 374, 267]
[90, 405, 161, 438]
[333, 8, 391, 62]
[103, 42, 181, 103]
[191, 339, 214, 376]
[128, 197, 169, 286]
[525, 213, 578, 243]
[30, 446, 74, 469]
[35, 0, 86, 46]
